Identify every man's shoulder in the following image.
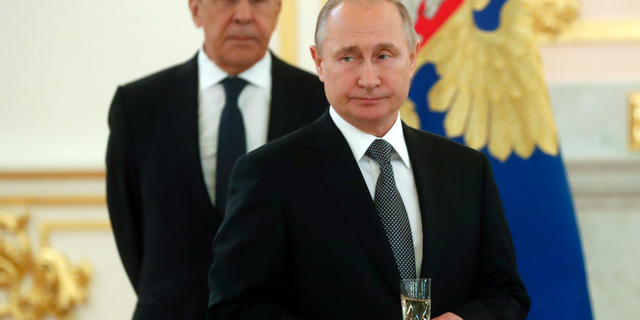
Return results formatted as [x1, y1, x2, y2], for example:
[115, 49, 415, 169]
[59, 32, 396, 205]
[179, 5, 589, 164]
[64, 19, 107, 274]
[252, 122, 314, 155]
[109, 54, 198, 122]
[404, 125, 487, 164]
[118, 54, 197, 96]
[240, 115, 323, 166]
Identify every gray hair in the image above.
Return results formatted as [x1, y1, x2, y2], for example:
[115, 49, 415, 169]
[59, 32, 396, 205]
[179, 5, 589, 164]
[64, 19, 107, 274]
[314, 0, 418, 56]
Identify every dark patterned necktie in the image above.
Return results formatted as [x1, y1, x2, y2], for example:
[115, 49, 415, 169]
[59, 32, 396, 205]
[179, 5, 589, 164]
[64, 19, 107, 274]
[216, 77, 248, 218]
[365, 139, 416, 279]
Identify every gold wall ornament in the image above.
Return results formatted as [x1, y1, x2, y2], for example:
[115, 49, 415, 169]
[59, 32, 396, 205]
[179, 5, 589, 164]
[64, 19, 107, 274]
[418, 0, 559, 161]
[630, 92, 640, 151]
[0, 212, 92, 320]
[525, 0, 579, 37]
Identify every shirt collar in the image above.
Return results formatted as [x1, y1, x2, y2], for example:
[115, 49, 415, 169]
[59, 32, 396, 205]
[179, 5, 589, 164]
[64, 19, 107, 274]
[197, 46, 272, 90]
[329, 106, 411, 169]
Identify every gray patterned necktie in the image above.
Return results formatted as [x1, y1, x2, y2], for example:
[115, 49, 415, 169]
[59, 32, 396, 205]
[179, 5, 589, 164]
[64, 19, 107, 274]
[365, 139, 417, 279]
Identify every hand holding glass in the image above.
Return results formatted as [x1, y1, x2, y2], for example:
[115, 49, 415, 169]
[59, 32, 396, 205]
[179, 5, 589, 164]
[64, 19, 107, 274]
[401, 278, 431, 320]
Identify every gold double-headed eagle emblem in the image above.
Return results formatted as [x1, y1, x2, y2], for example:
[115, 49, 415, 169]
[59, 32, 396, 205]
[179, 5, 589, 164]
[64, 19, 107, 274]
[401, 0, 579, 161]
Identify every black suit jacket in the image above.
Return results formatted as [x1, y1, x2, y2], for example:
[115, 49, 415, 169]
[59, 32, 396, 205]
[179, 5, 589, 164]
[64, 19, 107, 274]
[106, 53, 328, 320]
[207, 112, 530, 320]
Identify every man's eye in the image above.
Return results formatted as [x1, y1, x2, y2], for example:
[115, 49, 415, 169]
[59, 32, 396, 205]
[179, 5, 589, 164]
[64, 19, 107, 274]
[342, 57, 355, 62]
[379, 54, 390, 60]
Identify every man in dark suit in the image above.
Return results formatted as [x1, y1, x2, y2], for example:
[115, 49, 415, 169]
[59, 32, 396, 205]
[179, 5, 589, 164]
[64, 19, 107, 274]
[106, 0, 328, 319]
[207, 0, 530, 319]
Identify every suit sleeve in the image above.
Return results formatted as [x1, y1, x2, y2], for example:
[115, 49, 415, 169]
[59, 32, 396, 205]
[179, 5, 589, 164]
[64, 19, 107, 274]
[452, 154, 531, 320]
[106, 87, 144, 293]
[207, 154, 309, 320]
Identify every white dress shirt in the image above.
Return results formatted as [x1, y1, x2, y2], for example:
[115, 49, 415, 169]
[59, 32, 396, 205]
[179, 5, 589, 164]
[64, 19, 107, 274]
[329, 107, 423, 277]
[198, 48, 272, 205]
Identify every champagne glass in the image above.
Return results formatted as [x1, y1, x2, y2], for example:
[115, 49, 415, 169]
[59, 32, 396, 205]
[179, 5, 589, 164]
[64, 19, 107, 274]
[401, 278, 431, 320]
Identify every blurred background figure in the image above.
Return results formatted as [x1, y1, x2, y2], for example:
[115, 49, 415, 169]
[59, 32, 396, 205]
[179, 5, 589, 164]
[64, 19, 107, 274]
[106, 0, 327, 319]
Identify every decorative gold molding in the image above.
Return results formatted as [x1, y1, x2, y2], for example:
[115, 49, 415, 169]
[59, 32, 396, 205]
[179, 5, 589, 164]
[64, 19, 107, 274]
[527, 0, 579, 36]
[0, 212, 92, 320]
[630, 92, 640, 151]
[0, 170, 105, 181]
[0, 196, 106, 207]
[538, 20, 640, 44]
[39, 221, 112, 248]
[279, 0, 298, 65]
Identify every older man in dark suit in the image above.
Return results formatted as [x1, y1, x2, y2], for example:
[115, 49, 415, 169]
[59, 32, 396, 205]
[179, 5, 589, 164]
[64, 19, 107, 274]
[106, 0, 328, 319]
[207, 0, 530, 319]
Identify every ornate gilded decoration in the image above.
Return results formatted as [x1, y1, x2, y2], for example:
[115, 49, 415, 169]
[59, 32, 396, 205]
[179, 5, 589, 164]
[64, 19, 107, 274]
[0, 212, 92, 320]
[526, 0, 579, 37]
[630, 92, 640, 151]
[414, 0, 559, 161]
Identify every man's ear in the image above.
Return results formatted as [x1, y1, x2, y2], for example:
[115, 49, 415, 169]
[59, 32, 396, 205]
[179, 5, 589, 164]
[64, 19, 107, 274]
[310, 45, 324, 82]
[408, 40, 419, 77]
[189, 0, 202, 27]
[275, 0, 282, 15]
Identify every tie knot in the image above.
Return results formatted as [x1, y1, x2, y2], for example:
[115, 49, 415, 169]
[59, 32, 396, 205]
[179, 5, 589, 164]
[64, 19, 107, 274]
[221, 77, 248, 101]
[365, 139, 394, 165]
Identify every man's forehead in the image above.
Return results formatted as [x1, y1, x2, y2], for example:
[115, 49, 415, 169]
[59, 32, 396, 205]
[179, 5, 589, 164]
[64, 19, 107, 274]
[323, 24, 405, 51]
[331, 43, 400, 54]
[324, 2, 403, 37]
[329, 0, 391, 16]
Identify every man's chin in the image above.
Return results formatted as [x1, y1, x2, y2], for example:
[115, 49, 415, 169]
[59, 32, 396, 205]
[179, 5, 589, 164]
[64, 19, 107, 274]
[218, 50, 267, 72]
[353, 110, 397, 124]
[351, 98, 385, 106]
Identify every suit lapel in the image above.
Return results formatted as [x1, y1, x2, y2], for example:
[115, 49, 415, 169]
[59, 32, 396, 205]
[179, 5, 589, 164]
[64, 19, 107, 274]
[173, 53, 314, 228]
[403, 124, 448, 279]
[306, 113, 401, 297]
[170, 54, 220, 227]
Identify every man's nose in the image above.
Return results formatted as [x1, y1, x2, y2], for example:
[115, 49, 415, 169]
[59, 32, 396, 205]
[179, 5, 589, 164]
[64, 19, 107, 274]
[358, 60, 381, 90]
[233, 0, 253, 23]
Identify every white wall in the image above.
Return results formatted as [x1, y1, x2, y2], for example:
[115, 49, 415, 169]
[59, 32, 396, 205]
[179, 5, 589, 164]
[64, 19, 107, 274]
[0, 1, 203, 169]
[294, 0, 324, 73]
